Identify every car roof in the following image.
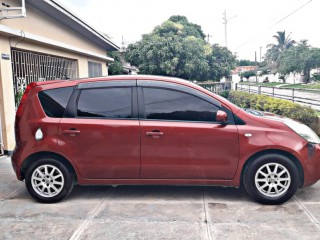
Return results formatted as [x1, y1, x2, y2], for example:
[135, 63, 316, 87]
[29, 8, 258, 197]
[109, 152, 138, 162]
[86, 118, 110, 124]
[72, 75, 190, 85]
[35, 75, 241, 113]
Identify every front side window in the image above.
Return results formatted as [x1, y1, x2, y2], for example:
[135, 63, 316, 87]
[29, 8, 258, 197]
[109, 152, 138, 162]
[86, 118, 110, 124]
[77, 87, 132, 119]
[142, 87, 219, 122]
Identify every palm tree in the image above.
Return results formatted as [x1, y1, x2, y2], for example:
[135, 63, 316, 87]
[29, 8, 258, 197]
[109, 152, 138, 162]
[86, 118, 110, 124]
[266, 31, 295, 70]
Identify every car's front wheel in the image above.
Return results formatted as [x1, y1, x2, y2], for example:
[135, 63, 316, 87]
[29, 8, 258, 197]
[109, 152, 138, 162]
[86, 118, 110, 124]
[25, 158, 74, 203]
[244, 154, 300, 204]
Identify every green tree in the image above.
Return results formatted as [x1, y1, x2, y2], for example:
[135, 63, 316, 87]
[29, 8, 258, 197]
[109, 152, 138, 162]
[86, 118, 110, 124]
[240, 70, 256, 80]
[278, 40, 320, 83]
[207, 44, 237, 80]
[107, 51, 123, 75]
[168, 15, 206, 39]
[125, 15, 236, 81]
[265, 31, 295, 70]
[238, 59, 256, 66]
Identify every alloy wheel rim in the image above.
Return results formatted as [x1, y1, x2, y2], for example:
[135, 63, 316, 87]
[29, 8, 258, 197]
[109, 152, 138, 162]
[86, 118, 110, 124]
[255, 163, 291, 198]
[31, 164, 64, 198]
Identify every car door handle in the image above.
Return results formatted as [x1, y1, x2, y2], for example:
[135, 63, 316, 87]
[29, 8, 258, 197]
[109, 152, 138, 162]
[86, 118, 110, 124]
[63, 129, 80, 136]
[146, 131, 164, 137]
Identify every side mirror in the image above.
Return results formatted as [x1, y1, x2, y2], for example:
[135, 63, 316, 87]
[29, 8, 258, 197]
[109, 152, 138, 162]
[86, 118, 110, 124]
[216, 110, 227, 123]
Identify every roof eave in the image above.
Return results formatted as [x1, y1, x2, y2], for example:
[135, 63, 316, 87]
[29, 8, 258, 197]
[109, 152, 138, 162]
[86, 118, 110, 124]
[26, 0, 120, 51]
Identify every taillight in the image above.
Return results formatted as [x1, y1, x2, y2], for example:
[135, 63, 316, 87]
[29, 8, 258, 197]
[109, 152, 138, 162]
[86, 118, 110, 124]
[15, 82, 37, 144]
[16, 82, 37, 118]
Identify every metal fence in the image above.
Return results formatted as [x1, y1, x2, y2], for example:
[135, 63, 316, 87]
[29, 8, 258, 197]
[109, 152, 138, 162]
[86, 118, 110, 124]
[197, 81, 232, 93]
[11, 49, 78, 96]
[236, 83, 320, 111]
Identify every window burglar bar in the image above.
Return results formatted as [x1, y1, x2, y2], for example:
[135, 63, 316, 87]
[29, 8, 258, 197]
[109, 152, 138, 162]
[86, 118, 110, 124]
[11, 49, 78, 97]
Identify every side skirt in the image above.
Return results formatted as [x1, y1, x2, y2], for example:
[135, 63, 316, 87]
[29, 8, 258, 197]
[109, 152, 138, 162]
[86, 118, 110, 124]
[77, 178, 238, 187]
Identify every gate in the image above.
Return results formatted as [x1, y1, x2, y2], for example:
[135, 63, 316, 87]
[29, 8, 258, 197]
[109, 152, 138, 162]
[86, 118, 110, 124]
[11, 49, 78, 106]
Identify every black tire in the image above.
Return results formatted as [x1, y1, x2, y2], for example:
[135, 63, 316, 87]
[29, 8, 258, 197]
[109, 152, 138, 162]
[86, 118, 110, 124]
[243, 154, 300, 204]
[25, 158, 74, 203]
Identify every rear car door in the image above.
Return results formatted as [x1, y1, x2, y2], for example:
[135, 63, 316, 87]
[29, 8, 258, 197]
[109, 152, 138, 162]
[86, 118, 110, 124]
[58, 80, 140, 179]
[138, 80, 239, 179]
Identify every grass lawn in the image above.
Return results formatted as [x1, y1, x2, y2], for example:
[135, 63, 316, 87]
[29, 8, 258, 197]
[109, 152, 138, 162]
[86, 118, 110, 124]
[316, 111, 320, 117]
[240, 82, 320, 90]
[280, 83, 320, 90]
[261, 82, 282, 87]
[239, 82, 281, 87]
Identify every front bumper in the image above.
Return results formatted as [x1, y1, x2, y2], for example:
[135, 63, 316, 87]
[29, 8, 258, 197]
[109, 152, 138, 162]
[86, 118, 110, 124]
[303, 143, 320, 187]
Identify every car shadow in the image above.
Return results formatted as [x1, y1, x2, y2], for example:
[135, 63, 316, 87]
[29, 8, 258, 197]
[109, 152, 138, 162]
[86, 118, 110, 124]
[67, 184, 251, 203]
[8, 182, 320, 204]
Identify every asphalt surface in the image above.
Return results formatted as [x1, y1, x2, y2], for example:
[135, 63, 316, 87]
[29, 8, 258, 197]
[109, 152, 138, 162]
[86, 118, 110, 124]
[1, 155, 320, 240]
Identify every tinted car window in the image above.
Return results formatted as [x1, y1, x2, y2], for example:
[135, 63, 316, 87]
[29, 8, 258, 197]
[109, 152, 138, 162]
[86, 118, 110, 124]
[38, 87, 74, 118]
[143, 88, 219, 122]
[77, 87, 132, 118]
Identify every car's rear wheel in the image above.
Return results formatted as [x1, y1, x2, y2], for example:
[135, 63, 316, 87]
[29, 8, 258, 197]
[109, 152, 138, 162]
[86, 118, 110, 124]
[244, 154, 300, 204]
[25, 158, 74, 203]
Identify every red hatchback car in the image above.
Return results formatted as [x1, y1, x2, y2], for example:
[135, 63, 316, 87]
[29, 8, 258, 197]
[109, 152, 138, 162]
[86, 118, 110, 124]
[12, 75, 320, 204]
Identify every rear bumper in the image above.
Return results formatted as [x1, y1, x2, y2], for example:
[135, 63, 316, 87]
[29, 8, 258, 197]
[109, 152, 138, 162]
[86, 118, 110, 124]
[11, 145, 23, 181]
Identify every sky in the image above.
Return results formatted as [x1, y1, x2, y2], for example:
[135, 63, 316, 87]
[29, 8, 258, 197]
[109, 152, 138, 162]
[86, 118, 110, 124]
[63, 0, 319, 61]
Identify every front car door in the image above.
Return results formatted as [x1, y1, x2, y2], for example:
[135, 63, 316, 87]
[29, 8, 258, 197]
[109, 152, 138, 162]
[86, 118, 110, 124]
[58, 80, 140, 179]
[138, 80, 239, 180]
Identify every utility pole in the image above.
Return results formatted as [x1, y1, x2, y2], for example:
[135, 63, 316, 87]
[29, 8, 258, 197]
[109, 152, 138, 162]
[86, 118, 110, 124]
[223, 10, 236, 47]
[206, 34, 213, 43]
[120, 35, 127, 52]
[260, 46, 262, 63]
[255, 51, 258, 83]
[122, 36, 125, 49]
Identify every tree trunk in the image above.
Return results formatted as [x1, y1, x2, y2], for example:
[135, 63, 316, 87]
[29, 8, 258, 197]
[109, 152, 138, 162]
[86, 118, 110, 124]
[303, 68, 310, 83]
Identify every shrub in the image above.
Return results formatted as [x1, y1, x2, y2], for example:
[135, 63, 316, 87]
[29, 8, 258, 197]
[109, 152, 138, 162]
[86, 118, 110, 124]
[312, 73, 320, 82]
[218, 90, 230, 99]
[279, 74, 286, 83]
[240, 70, 256, 80]
[228, 91, 251, 108]
[15, 90, 24, 107]
[228, 90, 318, 127]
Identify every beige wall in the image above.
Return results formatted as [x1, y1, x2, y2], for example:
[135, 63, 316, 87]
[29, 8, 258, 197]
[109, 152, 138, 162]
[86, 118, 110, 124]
[11, 40, 108, 78]
[0, 1, 110, 151]
[1, 0, 110, 78]
[0, 35, 16, 151]
[1, 1, 106, 57]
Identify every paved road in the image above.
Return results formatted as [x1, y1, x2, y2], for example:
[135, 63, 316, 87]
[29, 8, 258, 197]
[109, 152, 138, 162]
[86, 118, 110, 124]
[1, 156, 320, 240]
[237, 85, 320, 111]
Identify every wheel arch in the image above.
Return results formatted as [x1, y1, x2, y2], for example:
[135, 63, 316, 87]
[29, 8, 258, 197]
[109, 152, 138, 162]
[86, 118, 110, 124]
[241, 149, 304, 187]
[21, 151, 78, 181]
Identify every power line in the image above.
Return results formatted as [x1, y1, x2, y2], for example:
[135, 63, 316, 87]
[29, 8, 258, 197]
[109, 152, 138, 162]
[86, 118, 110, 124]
[270, 0, 313, 28]
[267, 0, 305, 23]
[236, 0, 313, 50]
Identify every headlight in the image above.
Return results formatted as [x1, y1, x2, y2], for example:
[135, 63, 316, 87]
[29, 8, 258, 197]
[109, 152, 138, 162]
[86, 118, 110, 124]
[284, 119, 320, 144]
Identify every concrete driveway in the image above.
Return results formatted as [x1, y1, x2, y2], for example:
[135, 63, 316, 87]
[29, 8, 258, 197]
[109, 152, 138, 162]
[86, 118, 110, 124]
[1, 156, 320, 240]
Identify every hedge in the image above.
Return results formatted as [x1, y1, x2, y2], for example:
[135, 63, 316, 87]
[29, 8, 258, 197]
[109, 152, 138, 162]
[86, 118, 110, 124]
[227, 90, 318, 127]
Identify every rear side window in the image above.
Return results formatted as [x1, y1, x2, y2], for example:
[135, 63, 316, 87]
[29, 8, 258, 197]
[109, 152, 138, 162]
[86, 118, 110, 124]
[77, 87, 132, 119]
[38, 87, 74, 118]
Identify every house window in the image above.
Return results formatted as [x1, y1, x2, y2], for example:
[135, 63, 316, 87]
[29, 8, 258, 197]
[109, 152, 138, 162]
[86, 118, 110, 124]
[88, 61, 102, 77]
[11, 48, 78, 104]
